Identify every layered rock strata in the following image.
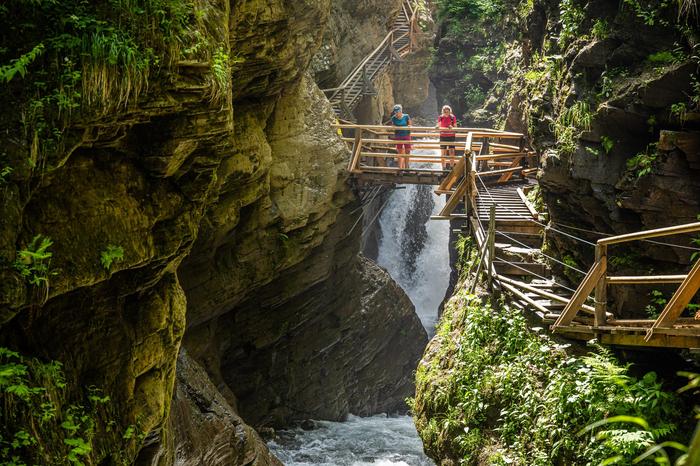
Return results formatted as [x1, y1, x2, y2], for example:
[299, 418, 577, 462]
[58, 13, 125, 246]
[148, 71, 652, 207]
[0, 0, 429, 463]
[430, 0, 699, 312]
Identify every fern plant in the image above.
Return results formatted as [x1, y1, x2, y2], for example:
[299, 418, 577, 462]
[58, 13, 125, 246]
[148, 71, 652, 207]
[100, 245, 124, 271]
[13, 235, 54, 288]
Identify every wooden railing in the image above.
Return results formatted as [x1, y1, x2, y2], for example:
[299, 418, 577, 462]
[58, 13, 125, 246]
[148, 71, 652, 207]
[553, 222, 700, 341]
[321, 0, 422, 119]
[334, 124, 528, 171]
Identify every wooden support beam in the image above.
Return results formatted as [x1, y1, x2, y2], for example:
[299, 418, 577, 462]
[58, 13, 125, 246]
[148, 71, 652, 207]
[478, 166, 524, 177]
[436, 154, 466, 193]
[552, 258, 607, 330]
[646, 259, 700, 340]
[475, 152, 530, 161]
[594, 244, 608, 327]
[501, 282, 551, 317]
[497, 156, 525, 183]
[439, 177, 468, 217]
[348, 128, 363, 172]
[497, 275, 596, 315]
[487, 205, 496, 290]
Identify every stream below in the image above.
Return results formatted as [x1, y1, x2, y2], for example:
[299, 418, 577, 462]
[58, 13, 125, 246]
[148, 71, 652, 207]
[267, 153, 447, 465]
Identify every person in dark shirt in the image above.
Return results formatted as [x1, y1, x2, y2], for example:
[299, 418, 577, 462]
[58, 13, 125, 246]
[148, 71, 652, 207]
[391, 104, 412, 169]
[436, 105, 457, 169]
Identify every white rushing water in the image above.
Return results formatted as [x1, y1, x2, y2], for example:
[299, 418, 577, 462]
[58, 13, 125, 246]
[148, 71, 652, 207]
[267, 415, 433, 466]
[376, 151, 451, 336]
[267, 147, 446, 465]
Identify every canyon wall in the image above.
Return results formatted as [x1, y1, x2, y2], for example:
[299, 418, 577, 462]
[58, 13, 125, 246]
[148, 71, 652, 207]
[430, 0, 699, 311]
[0, 0, 428, 464]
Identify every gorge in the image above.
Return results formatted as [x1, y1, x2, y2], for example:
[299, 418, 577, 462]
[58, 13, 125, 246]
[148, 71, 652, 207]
[1, 0, 699, 465]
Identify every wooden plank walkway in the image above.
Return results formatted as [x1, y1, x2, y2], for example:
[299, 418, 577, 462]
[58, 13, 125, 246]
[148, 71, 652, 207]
[334, 123, 700, 349]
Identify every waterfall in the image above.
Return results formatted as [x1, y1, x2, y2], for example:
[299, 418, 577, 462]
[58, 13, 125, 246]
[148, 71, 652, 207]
[376, 155, 450, 336]
[267, 149, 444, 466]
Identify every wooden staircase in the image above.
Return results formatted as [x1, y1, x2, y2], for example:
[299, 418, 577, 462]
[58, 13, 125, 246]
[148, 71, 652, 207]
[324, 1, 417, 120]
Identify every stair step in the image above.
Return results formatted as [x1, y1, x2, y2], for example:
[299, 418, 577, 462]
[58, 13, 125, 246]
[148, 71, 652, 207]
[494, 261, 547, 276]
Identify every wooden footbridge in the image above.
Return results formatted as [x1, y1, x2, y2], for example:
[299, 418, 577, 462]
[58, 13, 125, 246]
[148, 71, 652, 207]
[333, 123, 700, 349]
[322, 0, 421, 120]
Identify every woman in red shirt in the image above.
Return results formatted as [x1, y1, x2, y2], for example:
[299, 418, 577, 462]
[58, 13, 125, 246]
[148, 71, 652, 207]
[436, 105, 457, 169]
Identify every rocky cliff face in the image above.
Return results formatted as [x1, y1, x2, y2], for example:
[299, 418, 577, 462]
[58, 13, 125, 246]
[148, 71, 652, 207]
[0, 0, 428, 464]
[430, 0, 699, 311]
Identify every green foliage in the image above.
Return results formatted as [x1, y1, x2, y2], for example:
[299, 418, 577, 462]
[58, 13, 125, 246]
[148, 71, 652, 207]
[100, 245, 124, 271]
[0, 166, 12, 185]
[647, 50, 681, 65]
[645, 290, 668, 318]
[600, 135, 614, 154]
[413, 294, 687, 465]
[670, 102, 688, 123]
[597, 68, 628, 101]
[559, 0, 585, 46]
[591, 19, 611, 40]
[454, 235, 477, 274]
[13, 235, 55, 290]
[437, 0, 505, 23]
[0, 43, 45, 83]
[691, 226, 700, 263]
[586, 372, 700, 465]
[0, 348, 131, 465]
[622, 0, 672, 26]
[0, 0, 197, 176]
[526, 185, 545, 212]
[463, 83, 487, 110]
[626, 143, 660, 178]
[553, 100, 593, 156]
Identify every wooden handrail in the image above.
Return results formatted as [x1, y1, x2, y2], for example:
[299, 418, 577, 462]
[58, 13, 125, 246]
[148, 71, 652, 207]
[553, 221, 700, 338]
[607, 275, 687, 284]
[598, 222, 700, 246]
[333, 124, 525, 137]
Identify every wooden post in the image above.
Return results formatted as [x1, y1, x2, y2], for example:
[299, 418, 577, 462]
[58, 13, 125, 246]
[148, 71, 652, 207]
[487, 205, 496, 290]
[348, 128, 364, 172]
[340, 88, 352, 121]
[594, 244, 608, 327]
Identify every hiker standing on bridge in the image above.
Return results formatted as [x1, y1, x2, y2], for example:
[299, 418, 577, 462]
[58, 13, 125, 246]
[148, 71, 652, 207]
[437, 105, 457, 169]
[391, 104, 412, 169]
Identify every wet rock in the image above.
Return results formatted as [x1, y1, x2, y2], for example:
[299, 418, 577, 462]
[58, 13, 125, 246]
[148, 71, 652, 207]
[166, 350, 282, 466]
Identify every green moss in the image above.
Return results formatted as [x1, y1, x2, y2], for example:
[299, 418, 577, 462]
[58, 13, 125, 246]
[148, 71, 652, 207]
[0, 347, 138, 465]
[0, 0, 227, 178]
[413, 291, 690, 465]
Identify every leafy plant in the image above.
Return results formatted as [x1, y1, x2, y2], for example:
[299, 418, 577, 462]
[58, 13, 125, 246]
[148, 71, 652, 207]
[0, 43, 45, 83]
[601, 135, 614, 154]
[627, 143, 660, 178]
[647, 50, 680, 65]
[0, 165, 12, 185]
[559, 0, 585, 45]
[553, 100, 593, 156]
[100, 245, 124, 271]
[622, 0, 672, 26]
[645, 290, 668, 318]
[691, 217, 700, 263]
[13, 235, 54, 288]
[0, 348, 132, 465]
[591, 19, 611, 40]
[670, 102, 688, 124]
[413, 293, 686, 465]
